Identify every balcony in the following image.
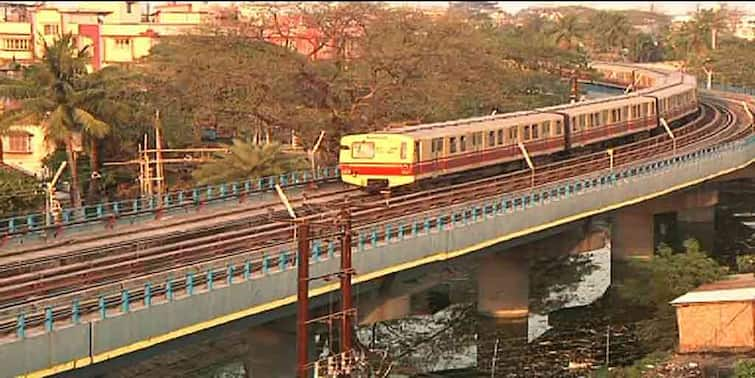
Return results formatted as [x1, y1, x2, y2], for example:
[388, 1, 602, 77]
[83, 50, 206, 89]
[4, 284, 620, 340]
[0, 22, 31, 35]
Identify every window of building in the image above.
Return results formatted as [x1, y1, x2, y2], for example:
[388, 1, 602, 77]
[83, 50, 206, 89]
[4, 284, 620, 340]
[7, 132, 32, 153]
[43, 24, 59, 35]
[3, 39, 29, 51]
[115, 38, 131, 48]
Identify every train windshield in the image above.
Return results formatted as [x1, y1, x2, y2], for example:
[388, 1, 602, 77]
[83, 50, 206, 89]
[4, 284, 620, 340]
[351, 141, 375, 159]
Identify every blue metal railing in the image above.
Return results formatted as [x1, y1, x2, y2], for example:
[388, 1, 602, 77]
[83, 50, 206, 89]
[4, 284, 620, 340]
[0, 166, 341, 246]
[6, 132, 754, 340]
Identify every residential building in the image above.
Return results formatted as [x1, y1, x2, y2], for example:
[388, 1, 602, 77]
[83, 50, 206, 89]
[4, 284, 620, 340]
[0, 1, 207, 177]
[734, 15, 755, 41]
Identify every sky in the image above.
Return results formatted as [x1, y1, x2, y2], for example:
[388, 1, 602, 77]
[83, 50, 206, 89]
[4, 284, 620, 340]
[32, 1, 755, 16]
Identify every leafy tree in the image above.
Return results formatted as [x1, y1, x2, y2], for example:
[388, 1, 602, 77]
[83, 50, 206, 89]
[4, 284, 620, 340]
[0, 34, 112, 209]
[589, 11, 632, 53]
[0, 167, 43, 216]
[192, 140, 307, 185]
[549, 13, 586, 50]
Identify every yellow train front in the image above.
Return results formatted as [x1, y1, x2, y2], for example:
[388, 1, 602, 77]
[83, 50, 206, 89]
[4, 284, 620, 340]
[338, 134, 416, 190]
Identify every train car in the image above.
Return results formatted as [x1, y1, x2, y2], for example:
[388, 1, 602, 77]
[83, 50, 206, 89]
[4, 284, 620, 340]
[339, 133, 416, 188]
[339, 65, 699, 190]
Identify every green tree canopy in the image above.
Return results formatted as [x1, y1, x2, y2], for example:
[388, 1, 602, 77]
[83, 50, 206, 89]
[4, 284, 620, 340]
[192, 140, 307, 185]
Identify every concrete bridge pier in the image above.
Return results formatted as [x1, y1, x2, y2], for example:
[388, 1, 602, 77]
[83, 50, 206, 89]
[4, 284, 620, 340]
[477, 251, 530, 319]
[242, 324, 297, 378]
[612, 187, 719, 259]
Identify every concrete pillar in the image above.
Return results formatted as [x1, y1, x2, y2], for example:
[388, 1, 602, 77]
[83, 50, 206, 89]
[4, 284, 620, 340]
[359, 294, 411, 325]
[477, 252, 530, 319]
[243, 327, 296, 378]
[612, 208, 655, 259]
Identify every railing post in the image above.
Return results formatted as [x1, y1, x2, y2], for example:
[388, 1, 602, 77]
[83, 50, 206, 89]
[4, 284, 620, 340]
[187, 273, 194, 295]
[121, 290, 130, 313]
[227, 265, 234, 285]
[385, 224, 392, 243]
[16, 314, 25, 339]
[328, 241, 335, 259]
[166, 279, 173, 302]
[424, 218, 430, 234]
[244, 260, 251, 280]
[99, 295, 107, 319]
[313, 240, 321, 261]
[278, 251, 286, 272]
[263, 254, 269, 275]
[371, 229, 378, 248]
[398, 222, 404, 240]
[144, 282, 152, 307]
[358, 232, 365, 252]
[72, 299, 80, 325]
[207, 270, 214, 291]
[45, 306, 53, 332]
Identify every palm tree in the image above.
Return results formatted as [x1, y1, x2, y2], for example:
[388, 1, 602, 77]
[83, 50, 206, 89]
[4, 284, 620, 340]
[549, 13, 585, 51]
[192, 139, 308, 185]
[0, 33, 111, 210]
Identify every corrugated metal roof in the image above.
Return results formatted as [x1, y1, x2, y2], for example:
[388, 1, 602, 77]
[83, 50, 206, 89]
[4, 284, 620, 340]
[671, 287, 755, 305]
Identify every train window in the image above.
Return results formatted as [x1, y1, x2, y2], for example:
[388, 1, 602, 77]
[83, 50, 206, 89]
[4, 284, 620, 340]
[509, 127, 518, 142]
[622, 106, 629, 120]
[555, 120, 563, 135]
[488, 131, 495, 147]
[400, 142, 407, 160]
[431, 138, 443, 153]
[602, 110, 609, 124]
[541, 122, 550, 137]
[460, 136, 467, 152]
[532, 124, 539, 139]
[642, 103, 648, 116]
[497, 129, 504, 145]
[473, 132, 482, 147]
[449, 137, 457, 153]
[523, 125, 531, 140]
[351, 141, 375, 159]
[579, 115, 586, 128]
[571, 117, 577, 132]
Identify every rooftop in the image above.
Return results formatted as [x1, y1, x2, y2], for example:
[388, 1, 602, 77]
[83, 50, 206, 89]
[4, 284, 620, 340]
[670, 274, 755, 305]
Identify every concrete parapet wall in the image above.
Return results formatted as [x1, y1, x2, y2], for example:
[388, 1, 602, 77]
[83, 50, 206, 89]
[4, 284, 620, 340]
[3, 137, 754, 377]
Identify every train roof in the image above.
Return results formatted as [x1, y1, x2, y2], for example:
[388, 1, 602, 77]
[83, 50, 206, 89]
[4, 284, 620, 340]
[382, 65, 696, 140]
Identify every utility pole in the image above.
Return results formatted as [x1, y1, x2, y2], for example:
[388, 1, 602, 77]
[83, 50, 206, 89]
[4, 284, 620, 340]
[339, 207, 354, 359]
[297, 220, 311, 378]
[154, 110, 165, 204]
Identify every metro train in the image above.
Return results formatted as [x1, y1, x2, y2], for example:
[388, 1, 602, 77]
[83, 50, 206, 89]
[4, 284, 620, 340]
[338, 64, 699, 190]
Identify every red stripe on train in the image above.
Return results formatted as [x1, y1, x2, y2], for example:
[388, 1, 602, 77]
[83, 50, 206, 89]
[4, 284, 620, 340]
[339, 164, 413, 176]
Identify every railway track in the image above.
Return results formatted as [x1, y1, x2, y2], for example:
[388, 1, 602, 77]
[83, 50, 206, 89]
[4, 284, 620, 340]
[0, 95, 747, 337]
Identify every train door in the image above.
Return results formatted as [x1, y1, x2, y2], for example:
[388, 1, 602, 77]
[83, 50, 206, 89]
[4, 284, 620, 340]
[414, 140, 421, 174]
[431, 137, 443, 177]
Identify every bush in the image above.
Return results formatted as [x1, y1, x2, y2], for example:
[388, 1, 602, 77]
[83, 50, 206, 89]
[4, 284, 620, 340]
[735, 359, 755, 378]
[737, 255, 755, 274]
[0, 168, 44, 216]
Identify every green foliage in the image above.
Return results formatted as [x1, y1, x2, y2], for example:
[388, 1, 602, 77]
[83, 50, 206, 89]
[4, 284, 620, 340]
[0, 168, 43, 216]
[735, 359, 755, 378]
[737, 255, 755, 274]
[191, 140, 307, 185]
